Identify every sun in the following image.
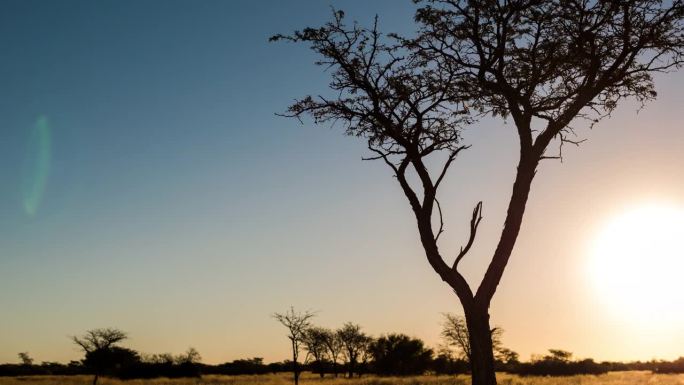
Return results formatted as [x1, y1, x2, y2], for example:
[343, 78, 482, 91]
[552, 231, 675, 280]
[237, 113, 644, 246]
[589, 203, 684, 327]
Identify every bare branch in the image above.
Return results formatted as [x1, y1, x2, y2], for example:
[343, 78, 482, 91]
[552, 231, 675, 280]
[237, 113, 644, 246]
[452, 201, 483, 271]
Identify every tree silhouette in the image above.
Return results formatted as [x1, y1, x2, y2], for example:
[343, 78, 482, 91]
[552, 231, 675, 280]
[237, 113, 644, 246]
[176, 347, 202, 364]
[72, 328, 132, 385]
[17, 352, 33, 366]
[274, 2, 684, 385]
[404, 2, 684, 383]
[441, 313, 505, 364]
[322, 327, 343, 377]
[303, 326, 329, 378]
[273, 307, 315, 385]
[546, 349, 573, 362]
[370, 334, 433, 376]
[337, 322, 371, 378]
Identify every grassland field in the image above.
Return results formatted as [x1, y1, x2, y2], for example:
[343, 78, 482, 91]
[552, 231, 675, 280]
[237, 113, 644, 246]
[1, 371, 683, 385]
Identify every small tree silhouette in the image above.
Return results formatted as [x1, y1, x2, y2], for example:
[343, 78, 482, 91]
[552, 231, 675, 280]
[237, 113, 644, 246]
[370, 334, 433, 376]
[337, 322, 371, 378]
[273, 307, 315, 385]
[17, 352, 33, 366]
[72, 328, 131, 385]
[441, 313, 504, 364]
[322, 327, 343, 378]
[303, 326, 329, 378]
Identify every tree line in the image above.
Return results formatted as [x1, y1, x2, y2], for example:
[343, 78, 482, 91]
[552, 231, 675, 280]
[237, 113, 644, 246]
[3, 320, 684, 381]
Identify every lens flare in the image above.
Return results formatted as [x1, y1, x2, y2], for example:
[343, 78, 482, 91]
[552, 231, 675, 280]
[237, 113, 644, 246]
[21, 115, 52, 216]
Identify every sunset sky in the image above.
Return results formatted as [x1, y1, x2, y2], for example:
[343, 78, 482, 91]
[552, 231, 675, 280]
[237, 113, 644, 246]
[1, 0, 683, 365]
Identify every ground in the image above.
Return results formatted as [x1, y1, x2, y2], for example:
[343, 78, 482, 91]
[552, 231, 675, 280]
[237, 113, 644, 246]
[1, 371, 683, 385]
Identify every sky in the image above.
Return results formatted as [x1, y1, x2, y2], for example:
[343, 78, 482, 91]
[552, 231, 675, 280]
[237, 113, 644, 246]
[1, 0, 683, 365]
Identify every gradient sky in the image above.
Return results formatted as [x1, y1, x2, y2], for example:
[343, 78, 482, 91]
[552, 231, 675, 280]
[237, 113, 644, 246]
[1, 0, 683, 365]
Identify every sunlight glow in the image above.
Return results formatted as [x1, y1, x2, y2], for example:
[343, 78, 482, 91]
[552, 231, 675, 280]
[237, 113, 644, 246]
[589, 204, 684, 328]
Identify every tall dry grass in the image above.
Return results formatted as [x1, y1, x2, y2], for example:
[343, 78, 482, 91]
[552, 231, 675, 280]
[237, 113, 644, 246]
[1, 371, 683, 385]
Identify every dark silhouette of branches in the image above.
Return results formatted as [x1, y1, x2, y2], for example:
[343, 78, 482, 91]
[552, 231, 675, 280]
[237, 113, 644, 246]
[274, 2, 684, 385]
[72, 328, 130, 385]
[273, 307, 315, 385]
[17, 353, 33, 366]
[302, 327, 329, 378]
[271, 7, 484, 337]
[322, 327, 343, 377]
[441, 313, 506, 364]
[404, 2, 684, 384]
[72, 329, 127, 354]
[337, 322, 372, 378]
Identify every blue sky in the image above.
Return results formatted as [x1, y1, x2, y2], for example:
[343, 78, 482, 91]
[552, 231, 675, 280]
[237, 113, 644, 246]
[1, 0, 683, 364]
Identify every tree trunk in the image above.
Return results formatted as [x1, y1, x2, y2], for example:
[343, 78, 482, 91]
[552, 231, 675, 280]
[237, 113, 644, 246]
[465, 308, 497, 385]
[292, 339, 299, 385]
[293, 361, 299, 385]
[92, 374, 99, 385]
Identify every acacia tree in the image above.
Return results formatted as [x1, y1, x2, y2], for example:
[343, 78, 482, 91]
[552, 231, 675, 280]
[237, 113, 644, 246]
[322, 327, 343, 377]
[337, 322, 372, 378]
[303, 326, 330, 377]
[273, 307, 315, 385]
[17, 352, 33, 366]
[72, 328, 132, 385]
[441, 313, 504, 364]
[370, 334, 434, 376]
[405, 1, 684, 383]
[274, 2, 684, 385]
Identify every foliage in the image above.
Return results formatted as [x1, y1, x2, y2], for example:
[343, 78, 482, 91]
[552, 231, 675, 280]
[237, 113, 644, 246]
[441, 313, 514, 366]
[274, 2, 684, 384]
[370, 334, 433, 375]
[16, 353, 32, 366]
[337, 322, 372, 378]
[654, 357, 684, 373]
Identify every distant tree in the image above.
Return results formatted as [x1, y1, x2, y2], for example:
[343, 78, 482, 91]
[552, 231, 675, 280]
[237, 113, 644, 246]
[73, 328, 128, 354]
[545, 349, 573, 362]
[322, 327, 343, 377]
[431, 351, 470, 375]
[72, 328, 133, 385]
[17, 352, 33, 366]
[176, 347, 202, 364]
[142, 353, 175, 364]
[274, 2, 684, 385]
[273, 307, 315, 385]
[337, 322, 371, 378]
[303, 326, 329, 378]
[442, 314, 471, 361]
[357, 336, 374, 378]
[495, 348, 520, 365]
[370, 334, 433, 376]
[516, 349, 607, 376]
[442, 314, 506, 365]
